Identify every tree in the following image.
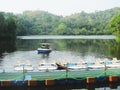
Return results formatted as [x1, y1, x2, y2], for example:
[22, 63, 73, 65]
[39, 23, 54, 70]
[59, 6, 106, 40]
[110, 14, 120, 36]
[13, 8, 120, 35]
[0, 12, 6, 38]
[0, 12, 17, 39]
[54, 23, 67, 35]
[6, 17, 17, 39]
[110, 14, 120, 42]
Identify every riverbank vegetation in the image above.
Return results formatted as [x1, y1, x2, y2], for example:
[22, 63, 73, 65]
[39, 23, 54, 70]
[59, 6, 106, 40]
[0, 7, 120, 37]
[0, 12, 16, 39]
[110, 14, 120, 42]
[0, 12, 17, 55]
[15, 7, 120, 35]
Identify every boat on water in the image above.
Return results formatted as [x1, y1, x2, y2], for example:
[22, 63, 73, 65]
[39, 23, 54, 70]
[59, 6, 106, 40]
[88, 61, 105, 69]
[14, 61, 34, 71]
[56, 63, 67, 70]
[37, 43, 52, 54]
[87, 58, 120, 69]
[67, 63, 87, 70]
[56, 62, 87, 70]
[106, 58, 120, 68]
[38, 63, 57, 71]
[14, 64, 34, 71]
[106, 63, 120, 68]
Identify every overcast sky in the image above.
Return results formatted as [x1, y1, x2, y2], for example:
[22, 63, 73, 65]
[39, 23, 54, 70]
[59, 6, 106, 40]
[0, 0, 120, 16]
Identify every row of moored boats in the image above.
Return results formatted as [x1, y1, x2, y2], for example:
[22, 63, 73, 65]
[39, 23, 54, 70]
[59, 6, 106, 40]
[14, 58, 120, 71]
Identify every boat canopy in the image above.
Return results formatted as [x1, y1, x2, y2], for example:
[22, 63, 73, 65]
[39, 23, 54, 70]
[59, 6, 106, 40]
[40, 43, 51, 49]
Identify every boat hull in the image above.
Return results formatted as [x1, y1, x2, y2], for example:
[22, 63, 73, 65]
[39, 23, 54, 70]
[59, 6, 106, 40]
[37, 49, 52, 54]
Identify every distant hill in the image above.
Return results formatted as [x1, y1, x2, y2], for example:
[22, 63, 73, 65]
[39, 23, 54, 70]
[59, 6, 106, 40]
[15, 7, 120, 35]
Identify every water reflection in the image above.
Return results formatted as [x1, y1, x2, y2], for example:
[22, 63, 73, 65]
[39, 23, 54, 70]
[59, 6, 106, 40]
[41, 53, 50, 59]
[0, 39, 16, 58]
[110, 42, 120, 59]
[0, 37, 120, 71]
[16, 39, 117, 59]
[0, 36, 120, 89]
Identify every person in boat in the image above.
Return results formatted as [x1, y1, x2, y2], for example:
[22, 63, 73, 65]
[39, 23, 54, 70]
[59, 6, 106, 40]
[41, 44, 46, 49]
[41, 43, 50, 49]
[46, 44, 50, 49]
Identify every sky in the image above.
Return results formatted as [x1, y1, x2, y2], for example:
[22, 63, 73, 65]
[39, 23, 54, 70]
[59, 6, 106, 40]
[0, 0, 120, 16]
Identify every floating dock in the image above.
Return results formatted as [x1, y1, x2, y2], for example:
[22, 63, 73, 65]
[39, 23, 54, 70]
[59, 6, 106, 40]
[0, 68, 120, 88]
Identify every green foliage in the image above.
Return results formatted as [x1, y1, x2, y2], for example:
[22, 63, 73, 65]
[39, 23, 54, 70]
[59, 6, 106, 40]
[1, 7, 120, 36]
[15, 11, 61, 35]
[110, 14, 120, 36]
[14, 8, 120, 35]
[54, 23, 67, 35]
[6, 17, 17, 39]
[110, 13, 120, 43]
[0, 12, 6, 37]
[0, 12, 16, 39]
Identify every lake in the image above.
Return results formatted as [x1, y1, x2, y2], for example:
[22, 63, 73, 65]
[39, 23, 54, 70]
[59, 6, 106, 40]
[0, 35, 120, 89]
[0, 35, 117, 71]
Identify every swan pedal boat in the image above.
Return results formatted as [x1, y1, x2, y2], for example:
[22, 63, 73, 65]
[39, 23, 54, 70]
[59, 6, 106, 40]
[67, 63, 87, 70]
[14, 64, 34, 71]
[38, 63, 57, 71]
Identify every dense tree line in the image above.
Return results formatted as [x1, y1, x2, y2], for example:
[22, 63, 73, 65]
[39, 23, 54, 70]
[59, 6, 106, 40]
[109, 13, 120, 58]
[110, 13, 120, 43]
[0, 7, 120, 37]
[15, 11, 61, 35]
[0, 12, 16, 39]
[15, 7, 120, 35]
[0, 12, 17, 55]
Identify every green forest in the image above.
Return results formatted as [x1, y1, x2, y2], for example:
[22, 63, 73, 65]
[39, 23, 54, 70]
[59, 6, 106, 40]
[0, 12, 16, 39]
[0, 7, 120, 38]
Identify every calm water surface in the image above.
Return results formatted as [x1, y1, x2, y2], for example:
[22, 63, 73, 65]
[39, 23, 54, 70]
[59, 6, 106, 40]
[0, 35, 117, 71]
[0, 35, 120, 90]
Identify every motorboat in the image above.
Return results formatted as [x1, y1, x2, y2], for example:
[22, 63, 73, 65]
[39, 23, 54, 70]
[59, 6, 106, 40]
[38, 63, 57, 71]
[37, 43, 52, 54]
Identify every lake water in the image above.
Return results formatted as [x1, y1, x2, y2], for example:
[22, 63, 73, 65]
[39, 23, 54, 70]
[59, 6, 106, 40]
[0, 35, 120, 89]
[0, 35, 117, 71]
